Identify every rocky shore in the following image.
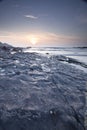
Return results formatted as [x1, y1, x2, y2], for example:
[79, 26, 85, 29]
[0, 42, 87, 130]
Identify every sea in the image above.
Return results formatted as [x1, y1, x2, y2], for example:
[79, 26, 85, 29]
[24, 47, 87, 73]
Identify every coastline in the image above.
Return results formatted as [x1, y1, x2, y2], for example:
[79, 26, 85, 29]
[0, 42, 87, 130]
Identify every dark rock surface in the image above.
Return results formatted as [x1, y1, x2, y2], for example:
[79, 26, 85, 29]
[0, 42, 87, 130]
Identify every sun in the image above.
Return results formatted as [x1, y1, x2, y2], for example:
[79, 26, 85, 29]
[26, 35, 38, 45]
[30, 37, 37, 45]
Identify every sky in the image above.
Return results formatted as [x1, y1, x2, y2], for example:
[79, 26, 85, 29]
[0, 0, 87, 47]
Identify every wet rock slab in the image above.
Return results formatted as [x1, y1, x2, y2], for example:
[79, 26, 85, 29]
[0, 42, 87, 130]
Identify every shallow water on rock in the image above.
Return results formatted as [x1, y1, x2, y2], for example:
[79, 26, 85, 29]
[24, 47, 87, 73]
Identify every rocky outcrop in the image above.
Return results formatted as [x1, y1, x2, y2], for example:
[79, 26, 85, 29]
[0, 42, 87, 130]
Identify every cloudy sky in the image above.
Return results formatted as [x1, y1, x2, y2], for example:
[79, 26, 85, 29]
[0, 0, 87, 47]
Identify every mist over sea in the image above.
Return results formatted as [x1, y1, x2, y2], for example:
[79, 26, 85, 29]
[24, 47, 87, 73]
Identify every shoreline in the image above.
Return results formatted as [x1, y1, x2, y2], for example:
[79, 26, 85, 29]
[0, 42, 87, 130]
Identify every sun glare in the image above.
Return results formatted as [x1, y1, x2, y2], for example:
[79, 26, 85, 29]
[30, 37, 37, 45]
[26, 35, 39, 45]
